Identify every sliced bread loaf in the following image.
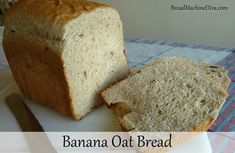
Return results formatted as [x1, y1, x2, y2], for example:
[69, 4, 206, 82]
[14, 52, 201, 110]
[3, 0, 129, 120]
[102, 57, 230, 131]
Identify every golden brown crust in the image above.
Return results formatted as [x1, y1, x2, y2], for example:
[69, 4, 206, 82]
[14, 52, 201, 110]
[3, 34, 79, 120]
[5, 0, 107, 30]
[119, 121, 131, 131]
[192, 118, 216, 132]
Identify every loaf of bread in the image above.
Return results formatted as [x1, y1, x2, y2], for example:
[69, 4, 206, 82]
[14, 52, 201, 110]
[3, 0, 129, 120]
[102, 57, 230, 131]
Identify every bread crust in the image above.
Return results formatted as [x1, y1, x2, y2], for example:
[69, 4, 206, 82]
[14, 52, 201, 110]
[5, 0, 107, 30]
[4, 0, 128, 120]
[3, 34, 79, 120]
[192, 118, 216, 132]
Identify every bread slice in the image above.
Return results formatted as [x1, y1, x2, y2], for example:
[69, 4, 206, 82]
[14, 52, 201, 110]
[102, 57, 230, 131]
[3, 0, 129, 120]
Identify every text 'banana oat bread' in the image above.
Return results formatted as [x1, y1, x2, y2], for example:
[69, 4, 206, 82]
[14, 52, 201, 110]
[3, 0, 129, 120]
[102, 57, 230, 131]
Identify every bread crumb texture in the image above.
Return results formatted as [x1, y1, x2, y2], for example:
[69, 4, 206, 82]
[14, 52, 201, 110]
[102, 57, 230, 131]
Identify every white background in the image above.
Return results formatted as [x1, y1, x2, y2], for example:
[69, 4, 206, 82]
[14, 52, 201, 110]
[94, 0, 235, 48]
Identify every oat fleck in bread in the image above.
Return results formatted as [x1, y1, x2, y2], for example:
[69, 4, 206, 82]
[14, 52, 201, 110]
[3, 0, 129, 120]
[102, 57, 230, 131]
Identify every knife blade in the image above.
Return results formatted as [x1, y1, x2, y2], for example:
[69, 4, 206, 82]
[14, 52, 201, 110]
[5, 93, 57, 153]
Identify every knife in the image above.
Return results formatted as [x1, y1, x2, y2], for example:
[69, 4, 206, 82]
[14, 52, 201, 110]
[5, 93, 43, 131]
[5, 93, 57, 153]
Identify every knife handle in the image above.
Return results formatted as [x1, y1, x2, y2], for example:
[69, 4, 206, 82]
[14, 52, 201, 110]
[5, 93, 58, 153]
[5, 93, 44, 132]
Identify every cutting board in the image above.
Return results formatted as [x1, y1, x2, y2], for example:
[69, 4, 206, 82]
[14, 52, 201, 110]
[0, 70, 212, 153]
[0, 82, 121, 132]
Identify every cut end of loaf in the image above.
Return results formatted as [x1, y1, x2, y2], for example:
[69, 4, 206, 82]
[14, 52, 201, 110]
[63, 7, 129, 119]
[102, 57, 230, 131]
